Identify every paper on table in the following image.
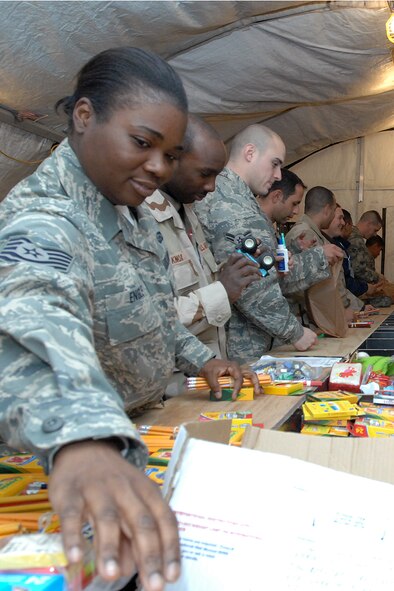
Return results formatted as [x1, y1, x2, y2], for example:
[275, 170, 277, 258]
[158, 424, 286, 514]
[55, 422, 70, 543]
[164, 439, 394, 590]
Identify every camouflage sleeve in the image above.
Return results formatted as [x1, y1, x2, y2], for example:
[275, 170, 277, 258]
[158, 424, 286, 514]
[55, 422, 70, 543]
[0, 212, 147, 472]
[195, 201, 303, 343]
[173, 318, 216, 375]
[234, 273, 304, 342]
[348, 239, 379, 283]
[285, 224, 315, 255]
[280, 246, 330, 295]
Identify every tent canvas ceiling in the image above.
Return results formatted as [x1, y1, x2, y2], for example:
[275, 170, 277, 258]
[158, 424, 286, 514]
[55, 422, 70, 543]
[1, 0, 394, 198]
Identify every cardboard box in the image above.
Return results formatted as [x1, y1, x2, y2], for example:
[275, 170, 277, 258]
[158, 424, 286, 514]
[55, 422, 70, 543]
[162, 421, 394, 590]
[242, 425, 394, 483]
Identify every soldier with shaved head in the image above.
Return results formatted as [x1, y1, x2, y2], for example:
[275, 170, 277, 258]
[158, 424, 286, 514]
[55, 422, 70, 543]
[194, 124, 333, 363]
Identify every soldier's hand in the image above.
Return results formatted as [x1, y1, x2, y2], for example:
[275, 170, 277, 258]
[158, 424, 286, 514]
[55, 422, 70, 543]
[198, 358, 262, 400]
[366, 282, 379, 296]
[49, 440, 180, 590]
[293, 327, 317, 351]
[375, 279, 385, 290]
[219, 252, 261, 303]
[322, 244, 344, 265]
[363, 304, 377, 313]
[296, 232, 317, 250]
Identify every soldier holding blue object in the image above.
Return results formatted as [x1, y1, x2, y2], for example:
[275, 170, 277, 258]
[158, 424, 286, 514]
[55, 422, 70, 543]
[194, 125, 321, 363]
[0, 47, 256, 589]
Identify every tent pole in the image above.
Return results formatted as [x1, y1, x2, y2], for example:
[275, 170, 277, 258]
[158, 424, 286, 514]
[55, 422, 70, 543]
[355, 136, 365, 220]
[0, 107, 64, 143]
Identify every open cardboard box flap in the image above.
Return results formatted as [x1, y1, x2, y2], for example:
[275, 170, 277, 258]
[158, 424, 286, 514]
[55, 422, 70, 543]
[242, 426, 394, 485]
[164, 420, 394, 498]
[161, 420, 394, 589]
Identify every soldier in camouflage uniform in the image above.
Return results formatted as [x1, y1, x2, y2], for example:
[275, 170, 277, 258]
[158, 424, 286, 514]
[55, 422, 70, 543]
[347, 210, 383, 284]
[194, 124, 324, 363]
[257, 169, 344, 294]
[144, 115, 262, 370]
[337, 209, 381, 300]
[0, 48, 252, 589]
[348, 212, 394, 306]
[286, 187, 356, 322]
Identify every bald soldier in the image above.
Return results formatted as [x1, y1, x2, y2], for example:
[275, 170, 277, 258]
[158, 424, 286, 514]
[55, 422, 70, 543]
[144, 116, 262, 384]
[194, 124, 332, 363]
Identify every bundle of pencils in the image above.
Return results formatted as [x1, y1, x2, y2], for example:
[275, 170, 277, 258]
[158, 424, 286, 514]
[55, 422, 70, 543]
[186, 374, 272, 391]
[0, 512, 60, 537]
[0, 492, 59, 537]
[0, 464, 59, 538]
[138, 425, 178, 454]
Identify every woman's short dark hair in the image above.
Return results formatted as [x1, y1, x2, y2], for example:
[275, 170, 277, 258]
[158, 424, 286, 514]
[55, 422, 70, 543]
[56, 47, 188, 128]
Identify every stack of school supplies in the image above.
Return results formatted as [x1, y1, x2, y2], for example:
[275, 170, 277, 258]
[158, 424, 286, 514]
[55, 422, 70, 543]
[198, 411, 255, 446]
[307, 390, 361, 404]
[301, 398, 363, 437]
[0, 454, 60, 538]
[301, 422, 351, 437]
[138, 426, 179, 487]
[350, 403, 394, 437]
[303, 400, 362, 421]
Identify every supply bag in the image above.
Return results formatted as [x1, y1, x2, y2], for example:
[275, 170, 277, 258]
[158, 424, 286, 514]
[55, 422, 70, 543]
[305, 263, 347, 338]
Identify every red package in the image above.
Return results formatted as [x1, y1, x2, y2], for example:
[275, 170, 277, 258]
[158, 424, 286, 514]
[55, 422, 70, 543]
[329, 363, 362, 392]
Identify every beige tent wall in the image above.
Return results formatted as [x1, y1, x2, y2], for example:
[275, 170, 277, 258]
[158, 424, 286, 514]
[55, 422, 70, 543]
[291, 131, 394, 217]
[291, 130, 394, 281]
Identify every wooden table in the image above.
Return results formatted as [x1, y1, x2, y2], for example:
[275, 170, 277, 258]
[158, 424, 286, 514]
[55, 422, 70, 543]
[135, 390, 305, 430]
[271, 307, 394, 359]
[135, 308, 394, 431]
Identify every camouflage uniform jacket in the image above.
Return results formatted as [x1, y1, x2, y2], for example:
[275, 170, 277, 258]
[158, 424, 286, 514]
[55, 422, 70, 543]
[193, 167, 329, 363]
[285, 214, 326, 254]
[347, 226, 379, 283]
[287, 215, 353, 310]
[257, 212, 330, 297]
[144, 190, 231, 358]
[0, 140, 214, 470]
[333, 237, 368, 297]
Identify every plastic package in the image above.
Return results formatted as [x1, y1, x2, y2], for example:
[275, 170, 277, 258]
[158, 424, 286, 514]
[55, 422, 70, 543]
[0, 533, 93, 591]
[251, 358, 321, 381]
